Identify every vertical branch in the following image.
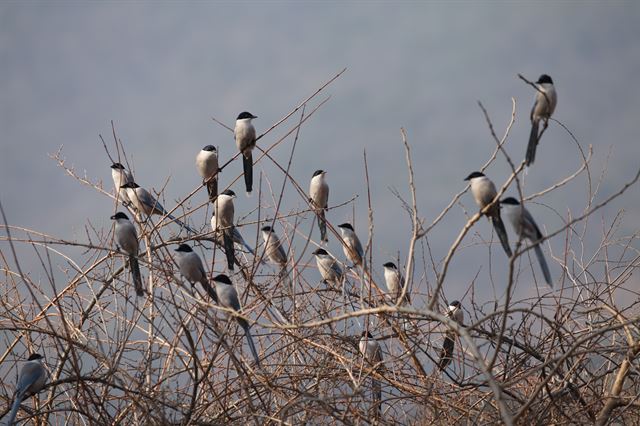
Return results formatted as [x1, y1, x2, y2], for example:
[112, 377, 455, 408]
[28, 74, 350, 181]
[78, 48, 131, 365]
[398, 128, 423, 308]
[363, 149, 374, 319]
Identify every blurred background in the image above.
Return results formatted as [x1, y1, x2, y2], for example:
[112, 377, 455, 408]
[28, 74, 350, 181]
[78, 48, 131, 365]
[2, 1, 639, 306]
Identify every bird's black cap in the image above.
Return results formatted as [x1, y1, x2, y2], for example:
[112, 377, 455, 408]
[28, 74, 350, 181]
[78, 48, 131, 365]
[501, 197, 520, 205]
[449, 300, 461, 308]
[221, 189, 236, 197]
[360, 331, 373, 338]
[464, 171, 485, 181]
[212, 274, 232, 284]
[111, 163, 125, 170]
[202, 145, 216, 151]
[27, 354, 43, 361]
[261, 225, 273, 232]
[537, 74, 553, 84]
[120, 182, 139, 189]
[237, 111, 257, 120]
[383, 262, 397, 269]
[338, 223, 354, 231]
[175, 244, 193, 253]
[110, 212, 129, 220]
[312, 169, 325, 177]
[313, 248, 328, 256]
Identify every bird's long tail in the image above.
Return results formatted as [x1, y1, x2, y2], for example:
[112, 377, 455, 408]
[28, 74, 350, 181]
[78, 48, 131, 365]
[240, 321, 260, 366]
[200, 278, 218, 303]
[438, 331, 456, 370]
[234, 231, 255, 255]
[279, 266, 291, 290]
[533, 243, 552, 286]
[492, 215, 513, 257]
[372, 378, 382, 417]
[243, 152, 253, 194]
[341, 277, 360, 315]
[129, 255, 144, 297]
[526, 119, 540, 166]
[166, 214, 196, 234]
[318, 209, 328, 243]
[223, 229, 236, 270]
[205, 176, 218, 203]
[7, 393, 24, 426]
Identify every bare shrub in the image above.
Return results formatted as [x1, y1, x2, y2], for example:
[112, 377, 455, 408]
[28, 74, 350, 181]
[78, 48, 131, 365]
[2, 70, 639, 425]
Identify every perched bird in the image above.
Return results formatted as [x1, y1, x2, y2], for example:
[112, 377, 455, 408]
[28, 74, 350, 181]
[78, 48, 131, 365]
[174, 244, 218, 303]
[110, 162, 133, 205]
[338, 223, 364, 267]
[464, 172, 512, 257]
[211, 274, 260, 366]
[312, 248, 344, 288]
[359, 331, 383, 416]
[6, 354, 47, 426]
[214, 189, 237, 270]
[526, 74, 557, 166]
[211, 212, 254, 254]
[120, 181, 195, 233]
[382, 262, 407, 304]
[501, 197, 552, 286]
[195, 145, 219, 202]
[438, 301, 464, 370]
[234, 111, 257, 194]
[309, 170, 329, 242]
[111, 212, 143, 297]
[261, 225, 289, 285]
[446, 300, 464, 325]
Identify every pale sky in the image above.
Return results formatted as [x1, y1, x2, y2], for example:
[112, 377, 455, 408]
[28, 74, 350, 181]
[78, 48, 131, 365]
[2, 1, 639, 305]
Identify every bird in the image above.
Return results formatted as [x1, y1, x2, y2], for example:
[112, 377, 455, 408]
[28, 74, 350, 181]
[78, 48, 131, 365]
[111, 212, 144, 297]
[382, 262, 407, 304]
[337, 223, 364, 268]
[312, 248, 344, 288]
[6, 353, 47, 426]
[211, 274, 260, 366]
[446, 300, 464, 325]
[438, 301, 464, 370]
[195, 145, 219, 202]
[234, 111, 257, 195]
[309, 170, 329, 242]
[120, 181, 195, 233]
[213, 189, 238, 270]
[526, 74, 557, 166]
[359, 331, 383, 416]
[501, 197, 552, 286]
[110, 162, 133, 205]
[464, 171, 512, 257]
[174, 244, 218, 303]
[260, 225, 289, 285]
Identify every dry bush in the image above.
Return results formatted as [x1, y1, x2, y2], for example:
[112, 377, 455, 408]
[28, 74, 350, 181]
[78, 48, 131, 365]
[1, 71, 639, 425]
